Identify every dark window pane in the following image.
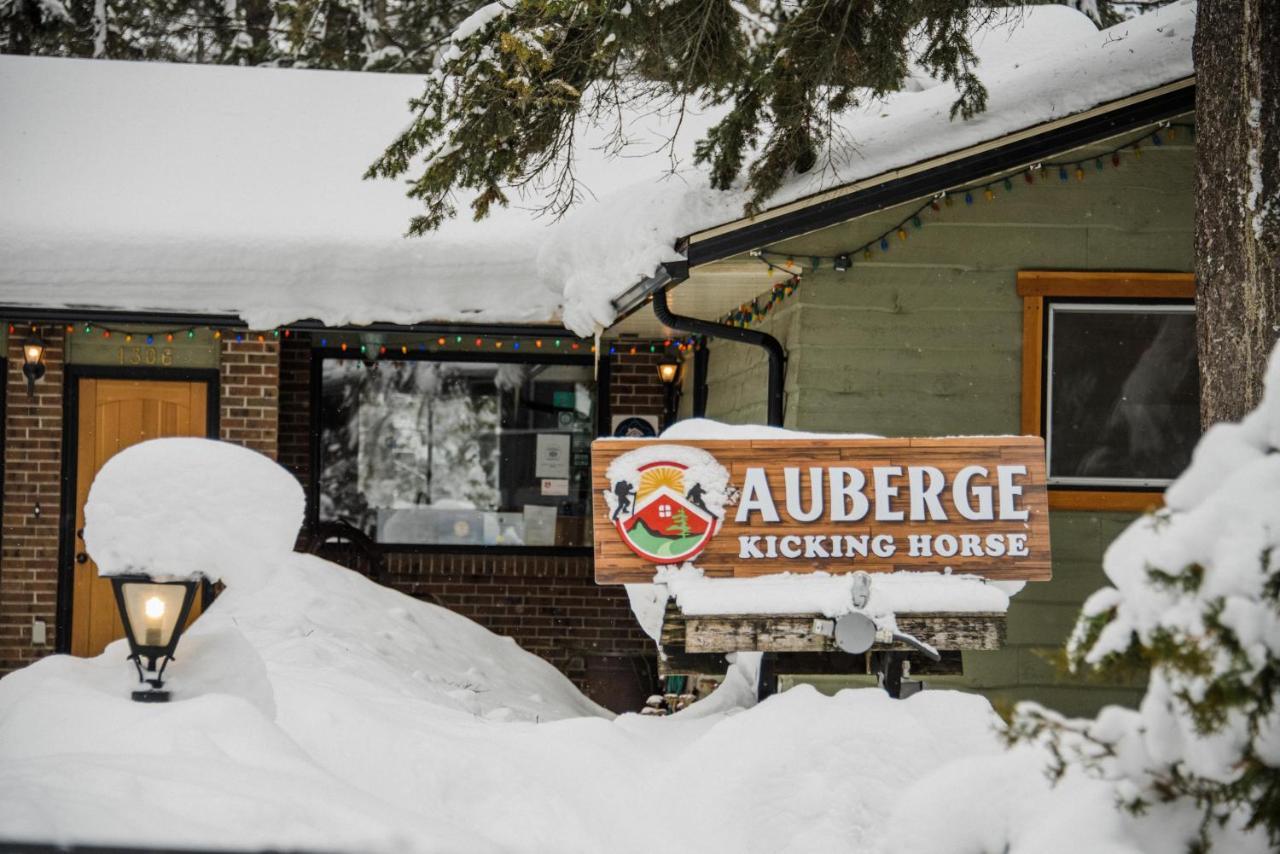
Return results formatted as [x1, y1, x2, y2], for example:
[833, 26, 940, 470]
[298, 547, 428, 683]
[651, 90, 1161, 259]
[1047, 304, 1199, 486]
[319, 358, 595, 547]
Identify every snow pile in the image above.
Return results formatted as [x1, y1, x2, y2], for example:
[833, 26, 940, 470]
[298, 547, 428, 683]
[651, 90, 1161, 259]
[84, 438, 304, 584]
[881, 342, 1280, 854]
[1, 4, 1194, 334]
[652, 565, 1009, 619]
[0, 436, 1013, 851]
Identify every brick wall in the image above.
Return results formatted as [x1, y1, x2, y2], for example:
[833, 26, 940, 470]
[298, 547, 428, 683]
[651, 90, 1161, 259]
[219, 336, 279, 458]
[0, 329, 63, 672]
[383, 552, 653, 703]
[608, 343, 672, 427]
[277, 337, 311, 483]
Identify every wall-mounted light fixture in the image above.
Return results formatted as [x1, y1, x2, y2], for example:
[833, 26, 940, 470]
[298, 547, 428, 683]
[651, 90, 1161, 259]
[656, 357, 682, 428]
[21, 332, 46, 397]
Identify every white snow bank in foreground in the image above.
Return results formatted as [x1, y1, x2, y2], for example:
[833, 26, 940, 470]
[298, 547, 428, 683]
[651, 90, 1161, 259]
[84, 438, 304, 584]
[0, 552, 1005, 852]
[1, 436, 1011, 851]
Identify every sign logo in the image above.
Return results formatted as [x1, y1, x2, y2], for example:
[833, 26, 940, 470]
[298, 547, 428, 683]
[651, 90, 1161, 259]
[604, 445, 731, 564]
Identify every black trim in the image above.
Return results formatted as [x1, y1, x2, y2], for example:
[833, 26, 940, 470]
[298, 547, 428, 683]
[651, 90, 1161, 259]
[653, 287, 785, 426]
[308, 347, 602, 557]
[686, 85, 1195, 268]
[56, 365, 220, 654]
[692, 343, 709, 418]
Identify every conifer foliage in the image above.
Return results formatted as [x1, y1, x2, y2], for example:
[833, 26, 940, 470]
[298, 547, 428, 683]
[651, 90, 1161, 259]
[1012, 342, 1280, 851]
[365, 1, 1003, 235]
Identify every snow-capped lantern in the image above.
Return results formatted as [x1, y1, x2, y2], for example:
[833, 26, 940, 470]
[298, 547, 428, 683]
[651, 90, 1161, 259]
[109, 574, 200, 703]
[83, 436, 306, 703]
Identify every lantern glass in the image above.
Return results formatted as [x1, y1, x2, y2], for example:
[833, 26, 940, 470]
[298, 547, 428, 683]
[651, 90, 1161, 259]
[656, 360, 679, 384]
[22, 338, 44, 366]
[116, 579, 193, 653]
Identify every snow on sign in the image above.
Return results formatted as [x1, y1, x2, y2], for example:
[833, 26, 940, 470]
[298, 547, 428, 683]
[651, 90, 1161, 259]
[592, 437, 1051, 583]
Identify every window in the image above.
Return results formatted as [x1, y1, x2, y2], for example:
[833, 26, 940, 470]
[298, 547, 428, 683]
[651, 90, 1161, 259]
[318, 352, 596, 549]
[1019, 271, 1198, 511]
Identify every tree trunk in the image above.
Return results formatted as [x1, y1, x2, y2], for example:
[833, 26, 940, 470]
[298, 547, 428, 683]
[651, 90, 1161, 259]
[1194, 0, 1280, 428]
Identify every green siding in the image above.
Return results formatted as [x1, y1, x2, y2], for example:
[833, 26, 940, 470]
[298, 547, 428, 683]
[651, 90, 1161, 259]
[694, 128, 1195, 716]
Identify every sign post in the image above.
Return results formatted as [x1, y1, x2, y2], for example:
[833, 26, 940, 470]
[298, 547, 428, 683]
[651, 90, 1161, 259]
[592, 436, 1050, 584]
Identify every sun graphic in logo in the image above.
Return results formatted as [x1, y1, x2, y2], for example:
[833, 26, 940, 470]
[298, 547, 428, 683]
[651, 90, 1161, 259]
[638, 465, 684, 500]
[607, 457, 722, 564]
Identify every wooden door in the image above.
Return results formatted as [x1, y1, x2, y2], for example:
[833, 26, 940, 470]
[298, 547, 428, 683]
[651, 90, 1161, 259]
[71, 378, 210, 657]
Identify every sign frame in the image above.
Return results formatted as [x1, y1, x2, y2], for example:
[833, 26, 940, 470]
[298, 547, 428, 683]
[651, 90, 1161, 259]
[592, 436, 1051, 583]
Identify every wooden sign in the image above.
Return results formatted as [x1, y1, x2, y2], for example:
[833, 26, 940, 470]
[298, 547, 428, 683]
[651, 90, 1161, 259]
[592, 436, 1050, 583]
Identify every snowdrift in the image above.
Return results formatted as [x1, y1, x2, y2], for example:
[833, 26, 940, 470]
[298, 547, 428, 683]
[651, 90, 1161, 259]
[0, 550, 1006, 852]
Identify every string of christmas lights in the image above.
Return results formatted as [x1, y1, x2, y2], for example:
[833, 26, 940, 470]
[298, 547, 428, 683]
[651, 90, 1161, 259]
[719, 120, 1194, 328]
[317, 334, 595, 355]
[7, 322, 614, 356]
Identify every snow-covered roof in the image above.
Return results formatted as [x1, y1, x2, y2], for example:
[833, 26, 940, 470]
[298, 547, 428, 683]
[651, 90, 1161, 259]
[0, 3, 1195, 335]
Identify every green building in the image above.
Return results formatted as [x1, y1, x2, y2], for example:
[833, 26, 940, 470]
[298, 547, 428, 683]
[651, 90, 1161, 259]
[606, 41, 1197, 716]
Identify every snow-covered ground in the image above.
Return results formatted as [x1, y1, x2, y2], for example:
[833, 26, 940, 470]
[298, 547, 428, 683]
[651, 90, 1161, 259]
[0, 438, 1008, 852]
[0, 548, 1005, 852]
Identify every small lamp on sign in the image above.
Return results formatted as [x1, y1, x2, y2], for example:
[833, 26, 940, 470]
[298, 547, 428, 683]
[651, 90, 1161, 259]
[21, 333, 45, 397]
[656, 358, 680, 385]
[109, 574, 200, 702]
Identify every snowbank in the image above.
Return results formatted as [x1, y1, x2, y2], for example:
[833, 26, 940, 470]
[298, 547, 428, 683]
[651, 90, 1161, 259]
[84, 438, 304, 584]
[0, 552, 1007, 852]
[0, 436, 1013, 851]
[0, 4, 1195, 334]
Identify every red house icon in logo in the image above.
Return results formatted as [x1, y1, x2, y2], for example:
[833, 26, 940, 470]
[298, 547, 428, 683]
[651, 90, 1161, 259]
[613, 461, 719, 564]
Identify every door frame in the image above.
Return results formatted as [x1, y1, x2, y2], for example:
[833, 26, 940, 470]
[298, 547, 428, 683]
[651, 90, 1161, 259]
[55, 365, 220, 653]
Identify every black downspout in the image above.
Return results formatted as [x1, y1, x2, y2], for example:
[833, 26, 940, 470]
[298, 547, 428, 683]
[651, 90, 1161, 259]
[652, 287, 785, 427]
[692, 342, 709, 418]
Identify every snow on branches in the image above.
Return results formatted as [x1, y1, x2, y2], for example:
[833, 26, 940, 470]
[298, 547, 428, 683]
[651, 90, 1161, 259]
[366, 0, 1002, 235]
[1013, 341, 1280, 851]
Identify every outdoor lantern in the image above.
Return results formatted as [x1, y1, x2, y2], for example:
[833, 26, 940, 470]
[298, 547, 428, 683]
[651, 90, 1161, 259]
[109, 574, 200, 702]
[656, 358, 680, 384]
[21, 333, 45, 396]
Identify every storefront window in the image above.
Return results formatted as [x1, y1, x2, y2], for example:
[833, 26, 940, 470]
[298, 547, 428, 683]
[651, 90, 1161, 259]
[318, 354, 595, 548]
[1045, 302, 1198, 488]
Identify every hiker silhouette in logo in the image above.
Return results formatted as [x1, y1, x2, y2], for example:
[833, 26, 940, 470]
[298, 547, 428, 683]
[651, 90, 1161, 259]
[611, 480, 636, 521]
[686, 483, 715, 518]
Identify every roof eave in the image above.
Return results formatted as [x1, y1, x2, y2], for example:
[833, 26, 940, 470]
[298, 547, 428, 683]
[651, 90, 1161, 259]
[608, 77, 1194, 325]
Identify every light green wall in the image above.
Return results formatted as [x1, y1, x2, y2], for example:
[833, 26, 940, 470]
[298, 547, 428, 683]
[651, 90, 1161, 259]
[695, 127, 1194, 716]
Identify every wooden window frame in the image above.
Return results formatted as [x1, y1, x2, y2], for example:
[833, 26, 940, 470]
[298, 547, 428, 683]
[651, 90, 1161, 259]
[1018, 271, 1195, 512]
